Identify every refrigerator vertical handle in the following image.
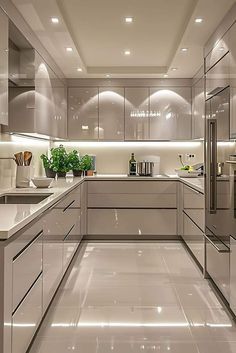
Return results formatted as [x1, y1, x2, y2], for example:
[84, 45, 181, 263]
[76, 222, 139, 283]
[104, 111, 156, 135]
[207, 118, 217, 214]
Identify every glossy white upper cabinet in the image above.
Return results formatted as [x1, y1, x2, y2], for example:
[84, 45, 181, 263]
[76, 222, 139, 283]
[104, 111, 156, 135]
[229, 22, 236, 138]
[192, 77, 205, 139]
[125, 87, 149, 140]
[0, 8, 8, 125]
[205, 52, 230, 97]
[99, 87, 125, 140]
[205, 31, 229, 73]
[68, 87, 99, 140]
[149, 87, 192, 140]
[35, 53, 67, 139]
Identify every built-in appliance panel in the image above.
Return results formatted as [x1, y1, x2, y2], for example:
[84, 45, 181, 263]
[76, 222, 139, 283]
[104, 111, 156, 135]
[183, 213, 204, 267]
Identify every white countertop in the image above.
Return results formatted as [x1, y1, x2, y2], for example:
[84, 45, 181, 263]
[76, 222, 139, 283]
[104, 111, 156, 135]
[0, 174, 204, 240]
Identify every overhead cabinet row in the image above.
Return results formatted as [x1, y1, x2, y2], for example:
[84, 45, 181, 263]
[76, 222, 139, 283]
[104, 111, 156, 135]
[68, 86, 192, 141]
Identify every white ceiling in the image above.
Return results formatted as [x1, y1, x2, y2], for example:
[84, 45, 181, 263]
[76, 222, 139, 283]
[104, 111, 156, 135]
[11, 0, 236, 78]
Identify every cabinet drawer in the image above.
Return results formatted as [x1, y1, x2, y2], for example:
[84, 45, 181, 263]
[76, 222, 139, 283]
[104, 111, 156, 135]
[206, 230, 230, 301]
[88, 193, 176, 208]
[205, 32, 229, 72]
[12, 231, 43, 312]
[12, 274, 42, 353]
[55, 186, 81, 209]
[44, 208, 79, 239]
[88, 181, 177, 194]
[88, 209, 177, 236]
[183, 213, 204, 267]
[183, 185, 204, 231]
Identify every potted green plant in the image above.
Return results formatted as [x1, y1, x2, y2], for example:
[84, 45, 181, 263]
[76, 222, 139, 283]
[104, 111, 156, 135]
[50, 145, 70, 177]
[80, 154, 93, 176]
[40, 154, 56, 178]
[68, 150, 83, 177]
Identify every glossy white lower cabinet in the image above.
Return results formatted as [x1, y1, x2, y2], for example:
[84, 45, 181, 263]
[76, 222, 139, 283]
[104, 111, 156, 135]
[183, 213, 204, 267]
[12, 274, 42, 353]
[42, 240, 63, 312]
[183, 185, 204, 232]
[87, 209, 177, 236]
[12, 232, 43, 312]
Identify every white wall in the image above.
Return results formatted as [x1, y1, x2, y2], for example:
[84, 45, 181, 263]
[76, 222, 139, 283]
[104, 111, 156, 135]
[54, 141, 204, 175]
[0, 133, 49, 188]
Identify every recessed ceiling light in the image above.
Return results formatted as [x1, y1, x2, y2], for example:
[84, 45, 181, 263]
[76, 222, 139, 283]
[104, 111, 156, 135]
[181, 48, 188, 52]
[171, 67, 178, 71]
[51, 17, 59, 24]
[124, 50, 131, 55]
[125, 17, 133, 23]
[77, 68, 82, 72]
[66, 47, 73, 52]
[164, 74, 168, 78]
[106, 74, 111, 78]
[195, 18, 203, 23]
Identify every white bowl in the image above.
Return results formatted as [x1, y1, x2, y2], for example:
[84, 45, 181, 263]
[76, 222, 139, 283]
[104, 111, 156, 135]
[31, 177, 53, 188]
[175, 169, 200, 178]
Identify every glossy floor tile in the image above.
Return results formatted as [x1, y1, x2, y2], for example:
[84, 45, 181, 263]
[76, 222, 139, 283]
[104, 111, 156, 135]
[29, 242, 236, 353]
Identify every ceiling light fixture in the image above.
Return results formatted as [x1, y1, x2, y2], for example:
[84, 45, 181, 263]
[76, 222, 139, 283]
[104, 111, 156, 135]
[181, 48, 188, 52]
[124, 50, 131, 55]
[171, 67, 178, 71]
[77, 68, 82, 72]
[51, 17, 59, 24]
[195, 18, 203, 23]
[106, 74, 111, 78]
[164, 74, 168, 78]
[125, 17, 133, 23]
[66, 47, 73, 52]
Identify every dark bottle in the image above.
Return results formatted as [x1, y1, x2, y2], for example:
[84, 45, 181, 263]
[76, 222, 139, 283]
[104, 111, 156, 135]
[129, 153, 137, 176]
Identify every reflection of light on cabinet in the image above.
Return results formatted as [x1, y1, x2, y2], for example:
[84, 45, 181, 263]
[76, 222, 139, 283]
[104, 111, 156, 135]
[82, 125, 89, 130]
[130, 110, 161, 118]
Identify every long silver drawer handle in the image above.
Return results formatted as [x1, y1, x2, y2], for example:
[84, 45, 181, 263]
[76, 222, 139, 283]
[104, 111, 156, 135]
[205, 234, 229, 253]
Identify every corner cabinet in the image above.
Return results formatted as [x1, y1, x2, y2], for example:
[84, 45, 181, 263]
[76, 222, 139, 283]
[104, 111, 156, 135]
[0, 8, 8, 125]
[99, 87, 125, 140]
[149, 87, 192, 140]
[68, 87, 99, 140]
[125, 87, 149, 140]
[192, 77, 205, 139]
[229, 22, 236, 139]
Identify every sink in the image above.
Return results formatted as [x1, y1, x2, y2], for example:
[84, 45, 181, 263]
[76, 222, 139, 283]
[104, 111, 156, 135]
[0, 193, 53, 204]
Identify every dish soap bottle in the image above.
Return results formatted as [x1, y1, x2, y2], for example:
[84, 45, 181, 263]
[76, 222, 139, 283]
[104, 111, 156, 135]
[129, 153, 137, 176]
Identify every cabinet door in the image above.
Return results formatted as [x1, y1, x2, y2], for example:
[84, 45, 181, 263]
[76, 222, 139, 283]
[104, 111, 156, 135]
[149, 87, 191, 140]
[230, 236, 236, 315]
[205, 53, 229, 98]
[53, 78, 67, 139]
[125, 87, 149, 140]
[35, 54, 54, 136]
[183, 213, 204, 267]
[0, 8, 8, 125]
[205, 31, 229, 72]
[99, 87, 124, 140]
[68, 87, 99, 140]
[229, 23, 236, 138]
[192, 77, 205, 139]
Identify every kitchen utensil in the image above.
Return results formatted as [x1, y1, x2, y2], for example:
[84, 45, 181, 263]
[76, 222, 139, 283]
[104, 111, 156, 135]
[31, 177, 53, 188]
[24, 151, 32, 166]
[217, 162, 224, 176]
[137, 161, 154, 176]
[14, 152, 24, 166]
